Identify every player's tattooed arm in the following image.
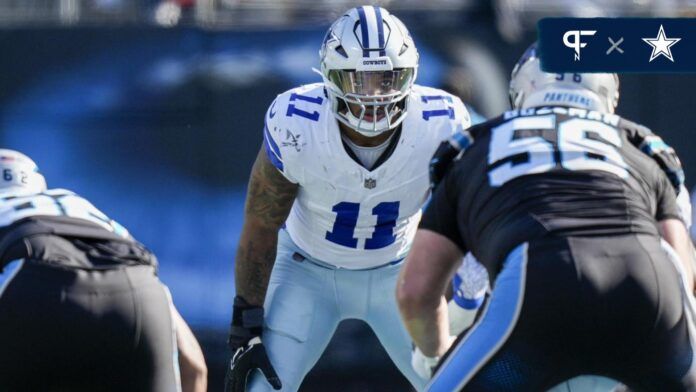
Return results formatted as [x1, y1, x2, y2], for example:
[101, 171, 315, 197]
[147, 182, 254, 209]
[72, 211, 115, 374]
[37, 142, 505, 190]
[235, 147, 298, 306]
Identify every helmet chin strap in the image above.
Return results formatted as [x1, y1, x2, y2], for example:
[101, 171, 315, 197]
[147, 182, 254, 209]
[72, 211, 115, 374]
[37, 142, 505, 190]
[331, 90, 406, 137]
[342, 108, 392, 137]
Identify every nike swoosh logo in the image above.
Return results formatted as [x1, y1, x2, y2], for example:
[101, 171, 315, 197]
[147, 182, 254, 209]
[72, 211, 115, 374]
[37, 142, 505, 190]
[269, 100, 277, 118]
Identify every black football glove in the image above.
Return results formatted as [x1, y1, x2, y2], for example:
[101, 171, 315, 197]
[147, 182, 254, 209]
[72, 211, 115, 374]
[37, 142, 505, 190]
[224, 296, 281, 392]
[638, 134, 685, 194]
[430, 131, 474, 189]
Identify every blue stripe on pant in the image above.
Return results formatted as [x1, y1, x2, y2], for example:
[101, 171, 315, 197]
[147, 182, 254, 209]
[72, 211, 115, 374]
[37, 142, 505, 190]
[427, 243, 529, 392]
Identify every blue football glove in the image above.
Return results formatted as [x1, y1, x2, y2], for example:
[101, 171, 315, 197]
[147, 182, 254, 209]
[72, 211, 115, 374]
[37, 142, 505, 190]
[225, 296, 281, 392]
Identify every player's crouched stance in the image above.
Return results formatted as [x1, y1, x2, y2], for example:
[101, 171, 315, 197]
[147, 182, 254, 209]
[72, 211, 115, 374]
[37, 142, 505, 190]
[0, 150, 206, 392]
[398, 45, 696, 391]
[225, 5, 471, 392]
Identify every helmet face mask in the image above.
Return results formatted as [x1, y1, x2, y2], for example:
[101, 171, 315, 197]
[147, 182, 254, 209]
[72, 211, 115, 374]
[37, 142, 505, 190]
[0, 149, 47, 197]
[319, 6, 418, 137]
[327, 68, 415, 134]
[509, 44, 620, 114]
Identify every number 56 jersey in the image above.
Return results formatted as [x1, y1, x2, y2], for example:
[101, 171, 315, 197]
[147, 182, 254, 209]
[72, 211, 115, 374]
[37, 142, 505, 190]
[263, 83, 470, 269]
[421, 106, 683, 278]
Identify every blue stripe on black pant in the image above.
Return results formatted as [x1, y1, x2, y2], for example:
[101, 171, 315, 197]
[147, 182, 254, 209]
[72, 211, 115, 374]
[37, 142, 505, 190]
[428, 243, 528, 392]
[429, 234, 696, 391]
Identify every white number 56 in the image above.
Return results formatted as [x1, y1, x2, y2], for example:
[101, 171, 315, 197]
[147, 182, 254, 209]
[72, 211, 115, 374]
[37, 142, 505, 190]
[488, 115, 629, 186]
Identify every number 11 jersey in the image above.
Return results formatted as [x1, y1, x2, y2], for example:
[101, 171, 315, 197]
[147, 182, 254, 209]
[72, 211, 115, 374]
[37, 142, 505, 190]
[263, 83, 470, 269]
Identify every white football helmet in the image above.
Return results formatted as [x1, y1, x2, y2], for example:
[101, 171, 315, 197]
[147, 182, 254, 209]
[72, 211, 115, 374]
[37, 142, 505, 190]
[319, 6, 419, 137]
[0, 149, 46, 197]
[509, 44, 619, 113]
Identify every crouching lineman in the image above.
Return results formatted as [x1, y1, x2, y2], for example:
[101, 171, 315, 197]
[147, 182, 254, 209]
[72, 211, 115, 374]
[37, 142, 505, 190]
[397, 44, 696, 391]
[421, 44, 694, 391]
[0, 149, 207, 392]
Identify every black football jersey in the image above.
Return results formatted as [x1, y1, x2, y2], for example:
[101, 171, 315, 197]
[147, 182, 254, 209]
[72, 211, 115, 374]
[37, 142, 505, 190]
[0, 189, 155, 269]
[420, 107, 681, 278]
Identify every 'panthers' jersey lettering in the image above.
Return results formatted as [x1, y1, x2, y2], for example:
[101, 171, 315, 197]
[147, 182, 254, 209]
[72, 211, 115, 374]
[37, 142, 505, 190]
[263, 83, 470, 268]
[0, 189, 129, 238]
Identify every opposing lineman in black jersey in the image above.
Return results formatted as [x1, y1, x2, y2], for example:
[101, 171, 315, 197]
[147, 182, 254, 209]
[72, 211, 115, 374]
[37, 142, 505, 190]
[0, 149, 207, 392]
[397, 45, 696, 391]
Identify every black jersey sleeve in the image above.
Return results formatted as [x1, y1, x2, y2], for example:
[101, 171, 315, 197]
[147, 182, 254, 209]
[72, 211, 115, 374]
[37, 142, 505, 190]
[419, 168, 468, 253]
[654, 165, 683, 222]
[621, 118, 685, 193]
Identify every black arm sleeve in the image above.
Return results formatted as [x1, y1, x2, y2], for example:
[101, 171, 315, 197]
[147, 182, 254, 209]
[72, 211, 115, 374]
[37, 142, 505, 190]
[419, 169, 468, 254]
[620, 117, 654, 146]
[654, 165, 683, 222]
[621, 118, 684, 193]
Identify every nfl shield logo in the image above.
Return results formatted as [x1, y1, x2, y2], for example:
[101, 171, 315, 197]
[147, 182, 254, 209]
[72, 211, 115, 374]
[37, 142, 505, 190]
[364, 178, 377, 189]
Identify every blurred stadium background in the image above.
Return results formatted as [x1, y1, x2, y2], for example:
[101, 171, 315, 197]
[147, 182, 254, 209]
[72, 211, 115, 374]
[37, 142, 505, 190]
[1, 1, 696, 390]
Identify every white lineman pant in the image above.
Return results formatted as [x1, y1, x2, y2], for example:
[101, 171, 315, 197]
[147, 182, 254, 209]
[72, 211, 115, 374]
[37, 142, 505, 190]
[248, 229, 426, 391]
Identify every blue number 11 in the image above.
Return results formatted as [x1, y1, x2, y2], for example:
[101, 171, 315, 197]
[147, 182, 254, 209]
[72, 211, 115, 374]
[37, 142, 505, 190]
[325, 201, 400, 249]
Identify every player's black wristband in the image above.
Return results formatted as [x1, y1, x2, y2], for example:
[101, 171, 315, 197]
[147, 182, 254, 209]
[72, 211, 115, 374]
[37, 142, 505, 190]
[228, 296, 264, 350]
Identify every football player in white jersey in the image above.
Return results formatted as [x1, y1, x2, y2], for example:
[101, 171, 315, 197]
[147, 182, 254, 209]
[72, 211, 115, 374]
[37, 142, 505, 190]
[225, 6, 470, 392]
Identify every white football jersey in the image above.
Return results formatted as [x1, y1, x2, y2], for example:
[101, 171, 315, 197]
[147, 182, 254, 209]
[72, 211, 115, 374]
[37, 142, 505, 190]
[264, 83, 470, 269]
[0, 188, 129, 237]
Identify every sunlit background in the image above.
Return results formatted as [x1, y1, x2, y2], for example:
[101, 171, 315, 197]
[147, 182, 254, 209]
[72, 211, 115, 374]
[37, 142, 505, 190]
[1, 1, 696, 390]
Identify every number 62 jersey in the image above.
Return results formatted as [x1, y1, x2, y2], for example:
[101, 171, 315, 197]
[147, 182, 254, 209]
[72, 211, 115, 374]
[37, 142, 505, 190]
[263, 83, 470, 269]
